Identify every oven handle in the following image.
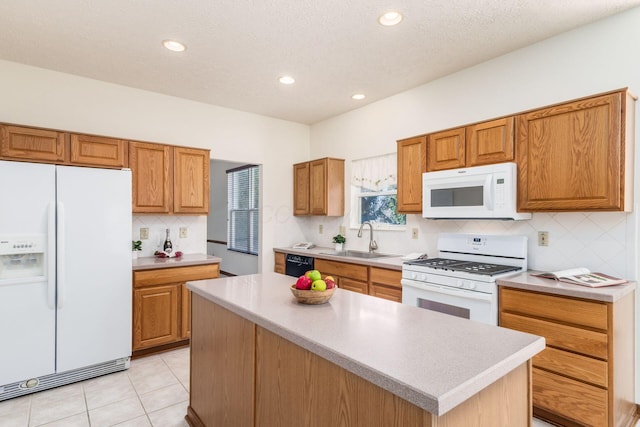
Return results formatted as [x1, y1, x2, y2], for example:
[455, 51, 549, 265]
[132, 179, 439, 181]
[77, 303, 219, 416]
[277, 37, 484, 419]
[401, 279, 493, 302]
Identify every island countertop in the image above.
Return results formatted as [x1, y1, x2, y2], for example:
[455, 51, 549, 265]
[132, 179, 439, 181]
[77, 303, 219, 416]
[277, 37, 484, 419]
[188, 272, 545, 416]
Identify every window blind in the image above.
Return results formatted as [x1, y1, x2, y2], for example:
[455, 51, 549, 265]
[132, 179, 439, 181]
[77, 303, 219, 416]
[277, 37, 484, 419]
[227, 165, 259, 255]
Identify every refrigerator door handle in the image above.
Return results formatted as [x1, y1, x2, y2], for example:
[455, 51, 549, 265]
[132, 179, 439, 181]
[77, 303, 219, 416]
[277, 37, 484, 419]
[57, 201, 65, 309]
[47, 201, 56, 309]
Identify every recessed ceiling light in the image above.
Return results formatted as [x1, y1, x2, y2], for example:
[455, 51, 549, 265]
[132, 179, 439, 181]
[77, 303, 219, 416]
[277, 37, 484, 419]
[279, 75, 296, 85]
[352, 94, 366, 100]
[162, 39, 186, 52]
[378, 11, 403, 26]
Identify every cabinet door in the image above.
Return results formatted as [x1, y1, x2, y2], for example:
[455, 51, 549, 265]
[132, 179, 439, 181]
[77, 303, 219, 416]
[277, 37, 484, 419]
[274, 252, 285, 274]
[369, 284, 401, 302]
[0, 124, 65, 163]
[181, 284, 190, 339]
[309, 159, 328, 215]
[173, 146, 210, 214]
[70, 134, 128, 168]
[466, 117, 514, 167]
[293, 162, 310, 215]
[517, 91, 626, 211]
[339, 277, 368, 294]
[427, 127, 466, 171]
[130, 141, 173, 213]
[397, 136, 426, 213]
[133, 284, 180, 350]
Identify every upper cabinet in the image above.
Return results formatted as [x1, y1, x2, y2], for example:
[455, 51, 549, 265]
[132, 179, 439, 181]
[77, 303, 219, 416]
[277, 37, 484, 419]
[69, 134, 128, 168]
[173, 146, 210, 214]
[397, 136, 427, 213]
[0, 124, 127, 168]
[293, 162, 310, 215]
[130, 141, 210, 215]
[293, 157, 344, 216]
[517, 89, 635, 212]
[427, 117, 514, 172]
[0, 124, 65, 163]
[130, 141, 173, 213]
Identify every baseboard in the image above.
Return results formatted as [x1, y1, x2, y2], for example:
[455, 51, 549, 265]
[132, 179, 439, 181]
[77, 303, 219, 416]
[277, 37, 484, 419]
[132, 340, 189, 359]
[185, 406, 206, 427]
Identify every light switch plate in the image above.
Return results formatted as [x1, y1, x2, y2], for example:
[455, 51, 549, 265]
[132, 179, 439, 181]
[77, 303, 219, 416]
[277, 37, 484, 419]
[140, 228, 149, 240]
[412, 228, 419, 239]
[319, 224, 324, 234]
[339, 225, 346, 235]
[538, 231, 549, 246]
[180, 227, 188, 238]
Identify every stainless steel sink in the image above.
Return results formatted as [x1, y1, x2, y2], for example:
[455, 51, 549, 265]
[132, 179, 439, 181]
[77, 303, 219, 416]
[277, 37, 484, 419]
[319, 250, 398, 259]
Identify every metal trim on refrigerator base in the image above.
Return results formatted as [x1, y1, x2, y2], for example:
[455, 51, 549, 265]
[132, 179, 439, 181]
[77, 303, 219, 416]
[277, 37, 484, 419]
[0, 357, 130, 401]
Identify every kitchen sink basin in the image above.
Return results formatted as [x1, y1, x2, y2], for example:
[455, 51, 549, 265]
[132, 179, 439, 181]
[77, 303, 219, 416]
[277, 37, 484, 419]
[319, 250, 398, 259]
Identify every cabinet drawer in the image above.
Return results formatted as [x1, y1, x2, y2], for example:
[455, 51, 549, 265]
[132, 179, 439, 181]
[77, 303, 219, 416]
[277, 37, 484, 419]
[533, 368, 607, 427]
[500, 287, 608, 330]
[339, 278, 368, 294]
[370, 267, 401, 289]
[500, 312, 608, 359]
[369, 284, 401, 302]
[315, 259, 368, 282]
[534, 346, 608, 388]
[134, 264, 220, 287]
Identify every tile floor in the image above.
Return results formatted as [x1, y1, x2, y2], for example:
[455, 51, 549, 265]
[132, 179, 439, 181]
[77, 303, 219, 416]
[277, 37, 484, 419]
[0, 347, 636, 426]
[0, 347, 190, 427]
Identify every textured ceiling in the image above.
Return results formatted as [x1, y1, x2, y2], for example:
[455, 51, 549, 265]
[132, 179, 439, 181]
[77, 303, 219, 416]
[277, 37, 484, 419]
[0, 1, 639, 124]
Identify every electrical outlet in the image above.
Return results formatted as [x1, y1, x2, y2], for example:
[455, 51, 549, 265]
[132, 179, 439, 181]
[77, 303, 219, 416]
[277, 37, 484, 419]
[140, 228, 149, 240]
[538, 231, 549, 246]
[339, 225, 346, 235]
[412, 228, 419, 239]
[180, 227, 188, 238]
[319, 224, 323, 234]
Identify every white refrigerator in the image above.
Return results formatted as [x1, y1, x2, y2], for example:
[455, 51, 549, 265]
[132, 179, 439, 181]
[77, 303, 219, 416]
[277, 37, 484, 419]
[0, 160, 132, 400]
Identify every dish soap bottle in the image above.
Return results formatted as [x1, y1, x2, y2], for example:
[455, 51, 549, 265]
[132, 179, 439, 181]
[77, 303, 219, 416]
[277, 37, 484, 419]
[163, 229, 173, 254]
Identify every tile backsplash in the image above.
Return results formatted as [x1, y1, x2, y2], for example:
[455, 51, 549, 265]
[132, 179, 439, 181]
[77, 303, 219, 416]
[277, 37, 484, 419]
[132, 215, 207, 257]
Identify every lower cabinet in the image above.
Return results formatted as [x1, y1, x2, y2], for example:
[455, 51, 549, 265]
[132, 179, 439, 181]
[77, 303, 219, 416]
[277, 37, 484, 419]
[132, 263, 220, 355]
[306, 257, 402, 302]
[315, 258, 369, 294]
[499, 286, 635, 427]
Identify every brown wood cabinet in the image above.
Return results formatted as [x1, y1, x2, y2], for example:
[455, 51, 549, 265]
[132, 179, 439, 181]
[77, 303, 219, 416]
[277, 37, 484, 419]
[517, 89, 636, 211]
[427, 117, 514, 172]
[293, 162, 310, 215]
[293, 157, 344, 216]
[0, 124, 65, 163]
[130, 141, 210, 214]
[70, 133, 128, 168]
[315, 258, 368, 294]
[499, 286, 635, 427]
[173, 146, 210, 214]
[396, 136, 427, 213]
[189, 293, 531, 427]
[274, 252, 285, 275]
[132, 263, 219, 355]
[369, 267, 402, 302]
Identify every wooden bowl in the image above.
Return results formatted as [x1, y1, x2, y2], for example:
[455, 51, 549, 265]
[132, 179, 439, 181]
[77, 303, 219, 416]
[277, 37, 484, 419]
[290, 284, 336, 305]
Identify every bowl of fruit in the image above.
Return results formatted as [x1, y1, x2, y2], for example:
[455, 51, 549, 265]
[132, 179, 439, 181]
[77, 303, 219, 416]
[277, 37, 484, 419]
[291, 269, 337, 305]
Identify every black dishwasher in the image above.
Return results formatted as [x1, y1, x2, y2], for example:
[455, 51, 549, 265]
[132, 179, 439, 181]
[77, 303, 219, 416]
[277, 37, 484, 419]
[285, 254, 314, 277]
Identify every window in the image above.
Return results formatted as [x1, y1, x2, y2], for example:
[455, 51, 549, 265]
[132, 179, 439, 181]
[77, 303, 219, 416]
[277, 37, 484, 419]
[227, 165, 259, 255]
[350, 153, 406, 229]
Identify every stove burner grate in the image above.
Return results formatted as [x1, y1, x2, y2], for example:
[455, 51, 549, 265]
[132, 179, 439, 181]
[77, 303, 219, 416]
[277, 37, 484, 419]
[404, 257, 521, 276]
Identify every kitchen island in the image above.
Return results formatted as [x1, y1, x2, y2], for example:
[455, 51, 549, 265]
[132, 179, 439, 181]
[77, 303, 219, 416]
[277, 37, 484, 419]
[186, 272, 545, 427]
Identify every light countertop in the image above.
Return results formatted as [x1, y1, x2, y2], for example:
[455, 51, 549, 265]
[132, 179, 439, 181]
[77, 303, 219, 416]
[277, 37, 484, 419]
[132, 253, 221, 271]
[273, 246, 405, 270]
[497, 272, 636, 303]
[187, 272, 544, 415]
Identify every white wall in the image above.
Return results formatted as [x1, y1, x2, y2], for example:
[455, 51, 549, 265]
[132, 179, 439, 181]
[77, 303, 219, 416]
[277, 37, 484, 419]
[0, 59, 311, 273]
[308, 6, 640, 400]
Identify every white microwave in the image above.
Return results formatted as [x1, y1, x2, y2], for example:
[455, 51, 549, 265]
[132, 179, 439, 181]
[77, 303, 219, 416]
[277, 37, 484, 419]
[422, 162, 531, 220]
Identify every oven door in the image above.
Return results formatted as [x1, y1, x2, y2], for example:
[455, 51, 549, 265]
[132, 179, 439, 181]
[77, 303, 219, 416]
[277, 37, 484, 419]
[401, 279, 497, 325]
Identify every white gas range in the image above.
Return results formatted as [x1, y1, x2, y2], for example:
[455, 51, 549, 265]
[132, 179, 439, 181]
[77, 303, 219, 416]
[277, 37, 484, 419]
[401, 234, 528, 325]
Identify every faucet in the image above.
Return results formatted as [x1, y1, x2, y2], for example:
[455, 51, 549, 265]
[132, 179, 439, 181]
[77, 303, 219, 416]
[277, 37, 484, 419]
[357, 221, 378, 253]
